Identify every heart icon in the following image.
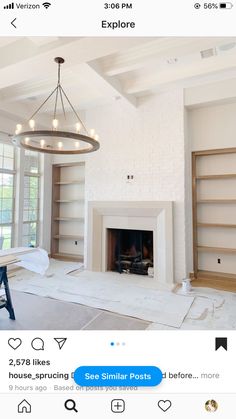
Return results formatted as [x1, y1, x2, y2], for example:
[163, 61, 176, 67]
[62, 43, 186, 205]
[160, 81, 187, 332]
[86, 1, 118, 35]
[158, 400, 172, 412]
[8, 338, 22, 350]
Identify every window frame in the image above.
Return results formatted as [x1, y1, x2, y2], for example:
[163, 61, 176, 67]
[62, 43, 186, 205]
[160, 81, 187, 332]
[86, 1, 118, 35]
[0, 140, 16, 249]
[22, 151, 41, 248]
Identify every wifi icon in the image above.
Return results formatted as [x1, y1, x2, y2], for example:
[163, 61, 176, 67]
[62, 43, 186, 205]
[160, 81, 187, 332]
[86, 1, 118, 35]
[42, 2, 51, 8]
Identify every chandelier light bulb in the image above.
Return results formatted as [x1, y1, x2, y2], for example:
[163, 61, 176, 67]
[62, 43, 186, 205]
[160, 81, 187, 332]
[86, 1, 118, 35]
[52, 119, 59, 129]
[58, 141, 63, 148]
[25, 137, 30, 144]
[16, 124, 22, 132]
[95, 134, 99, 141]
[29, 119, 35, 129]
[90, 128, 95, 137]
[75, 141, 80, 148]
[40, 139, 45, 147]
[76, 122, 81, 132]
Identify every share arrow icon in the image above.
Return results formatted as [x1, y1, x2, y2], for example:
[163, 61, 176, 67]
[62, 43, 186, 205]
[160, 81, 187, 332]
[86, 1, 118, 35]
[54, 338, 67, 350]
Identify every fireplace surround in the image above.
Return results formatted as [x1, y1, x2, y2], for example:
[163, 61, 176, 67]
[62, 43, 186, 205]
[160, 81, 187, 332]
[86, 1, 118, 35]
[87, 201, 174, 288]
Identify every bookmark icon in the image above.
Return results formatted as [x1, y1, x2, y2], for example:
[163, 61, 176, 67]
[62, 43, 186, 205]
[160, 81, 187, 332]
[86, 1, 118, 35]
[215, 337, 227, 351]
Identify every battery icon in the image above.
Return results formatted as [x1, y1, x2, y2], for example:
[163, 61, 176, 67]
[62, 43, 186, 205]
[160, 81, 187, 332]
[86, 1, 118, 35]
[219, 2, 233, 8]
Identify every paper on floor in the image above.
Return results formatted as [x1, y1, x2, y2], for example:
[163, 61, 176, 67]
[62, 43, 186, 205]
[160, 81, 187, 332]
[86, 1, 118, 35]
[10, 266, 194, 328]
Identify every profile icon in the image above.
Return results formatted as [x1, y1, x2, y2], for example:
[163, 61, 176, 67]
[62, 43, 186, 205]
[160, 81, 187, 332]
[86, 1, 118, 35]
[205, 400, 218, 412]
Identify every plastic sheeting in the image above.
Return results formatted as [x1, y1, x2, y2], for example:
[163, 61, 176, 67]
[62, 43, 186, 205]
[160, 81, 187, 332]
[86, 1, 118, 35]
[0, 247, 49, 275]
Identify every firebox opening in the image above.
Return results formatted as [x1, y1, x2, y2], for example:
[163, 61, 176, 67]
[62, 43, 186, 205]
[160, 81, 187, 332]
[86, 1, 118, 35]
[107, 228, 153, 275]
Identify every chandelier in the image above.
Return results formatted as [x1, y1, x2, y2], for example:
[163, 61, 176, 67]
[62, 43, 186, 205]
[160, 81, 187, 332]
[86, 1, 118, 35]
[12, 57, 100, 154]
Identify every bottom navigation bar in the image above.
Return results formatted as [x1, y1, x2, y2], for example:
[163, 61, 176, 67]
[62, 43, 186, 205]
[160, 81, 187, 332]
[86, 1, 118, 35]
[0, 393, 234, 418]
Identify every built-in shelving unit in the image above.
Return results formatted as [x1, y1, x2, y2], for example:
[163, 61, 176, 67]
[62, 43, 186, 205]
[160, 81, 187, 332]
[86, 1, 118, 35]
[192, 148, 236, 291]
[51, 162, 85, 262]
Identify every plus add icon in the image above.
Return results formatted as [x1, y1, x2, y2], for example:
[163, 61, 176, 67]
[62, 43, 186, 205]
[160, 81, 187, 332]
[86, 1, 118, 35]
[111, 399, 125, 413]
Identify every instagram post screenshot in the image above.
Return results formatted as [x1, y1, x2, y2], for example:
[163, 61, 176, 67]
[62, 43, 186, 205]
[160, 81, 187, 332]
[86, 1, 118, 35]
[0, 0, 236, 417]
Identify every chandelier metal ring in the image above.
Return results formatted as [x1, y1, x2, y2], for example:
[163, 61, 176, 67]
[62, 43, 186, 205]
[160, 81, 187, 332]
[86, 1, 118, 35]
[12, 130, 100, 154]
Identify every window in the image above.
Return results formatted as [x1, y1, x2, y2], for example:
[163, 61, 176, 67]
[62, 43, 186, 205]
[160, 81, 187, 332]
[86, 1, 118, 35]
[0, 142, 15, 250]
[23, 150, 40, 247]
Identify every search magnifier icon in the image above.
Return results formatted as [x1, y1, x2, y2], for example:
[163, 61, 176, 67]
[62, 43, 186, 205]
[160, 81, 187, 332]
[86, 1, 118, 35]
[64, 399, 78, 413]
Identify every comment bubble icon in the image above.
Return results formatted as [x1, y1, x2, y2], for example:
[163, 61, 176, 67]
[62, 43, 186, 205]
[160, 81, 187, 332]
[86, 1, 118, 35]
[31, 338, 44, 351]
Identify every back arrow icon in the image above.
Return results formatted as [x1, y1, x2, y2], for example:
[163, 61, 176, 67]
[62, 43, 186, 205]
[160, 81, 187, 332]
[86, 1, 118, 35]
[11, 18, 17, 28]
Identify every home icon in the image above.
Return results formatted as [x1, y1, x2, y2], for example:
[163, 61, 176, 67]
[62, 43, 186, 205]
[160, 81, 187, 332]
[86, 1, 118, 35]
[18, 399, 31, 414]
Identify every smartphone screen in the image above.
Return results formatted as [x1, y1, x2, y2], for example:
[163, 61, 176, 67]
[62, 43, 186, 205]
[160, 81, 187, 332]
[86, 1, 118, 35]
[0, 1, 235, 417]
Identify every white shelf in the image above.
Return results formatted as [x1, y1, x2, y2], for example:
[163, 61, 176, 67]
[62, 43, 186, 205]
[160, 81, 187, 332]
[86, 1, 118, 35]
[53, 217, 84, 222]
[197, 199, 236, 204]
[54, 180, 85, 185]
[196, 174, 236, 180]
[53, 253, 84, 262]
[54, 200, 84, 203]
[54, 235, 84, 240]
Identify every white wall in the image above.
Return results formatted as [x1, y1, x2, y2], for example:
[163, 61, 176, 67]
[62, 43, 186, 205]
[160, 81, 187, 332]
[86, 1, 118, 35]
[1, 91, 188, 282]
[83, 90, 186, 282]
[188, 101, 236, 151]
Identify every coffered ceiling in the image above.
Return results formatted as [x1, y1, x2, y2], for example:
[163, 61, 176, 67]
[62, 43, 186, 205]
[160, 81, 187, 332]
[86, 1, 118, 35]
[1, 36, 236, 128]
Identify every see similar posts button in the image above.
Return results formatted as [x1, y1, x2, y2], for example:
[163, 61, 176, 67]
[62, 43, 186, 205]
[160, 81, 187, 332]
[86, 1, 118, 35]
[73, 366, 163, 387]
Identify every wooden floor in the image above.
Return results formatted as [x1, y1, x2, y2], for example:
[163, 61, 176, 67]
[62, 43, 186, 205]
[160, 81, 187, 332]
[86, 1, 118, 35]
[191, 270, 236, 292]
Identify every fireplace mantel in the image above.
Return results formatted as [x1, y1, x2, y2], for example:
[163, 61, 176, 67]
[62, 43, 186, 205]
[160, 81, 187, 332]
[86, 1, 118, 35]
[87, 201, 174, 287]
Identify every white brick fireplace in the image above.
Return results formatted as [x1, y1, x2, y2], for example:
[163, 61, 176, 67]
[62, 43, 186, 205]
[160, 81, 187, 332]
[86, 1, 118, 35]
[87, 201, 174, 288]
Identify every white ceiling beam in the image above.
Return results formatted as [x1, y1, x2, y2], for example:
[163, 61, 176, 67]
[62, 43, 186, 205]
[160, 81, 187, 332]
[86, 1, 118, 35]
[124, 53, 236, 94]
[102, 37, 236, 76]
[88, 60, 137, 108]
[28, 37, 60, 46]
[0, 70, 81, 102]
[185, 77, 236, 107]
[0, 37, 19, 48]
[0, 37, 151, 91]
